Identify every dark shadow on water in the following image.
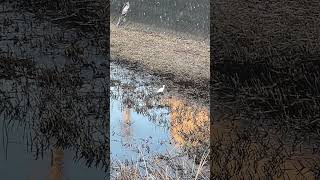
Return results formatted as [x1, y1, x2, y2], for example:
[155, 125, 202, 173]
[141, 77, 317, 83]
[0, 56, 110, 179]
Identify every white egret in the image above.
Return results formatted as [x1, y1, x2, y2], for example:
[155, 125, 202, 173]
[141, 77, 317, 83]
[156, 85, 165, 93]
[117, 2, 130, 27]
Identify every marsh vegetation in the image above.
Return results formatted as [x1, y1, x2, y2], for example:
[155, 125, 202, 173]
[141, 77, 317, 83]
[212, 0, 320, 179]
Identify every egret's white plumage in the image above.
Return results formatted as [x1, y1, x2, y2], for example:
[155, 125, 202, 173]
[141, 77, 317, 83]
[156, 85, 165, 93]
[121, 2, 130, 16]
[117, 2, 130, 27]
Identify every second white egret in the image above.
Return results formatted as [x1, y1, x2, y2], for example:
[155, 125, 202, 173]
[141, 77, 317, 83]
[156, 85, 165, 93]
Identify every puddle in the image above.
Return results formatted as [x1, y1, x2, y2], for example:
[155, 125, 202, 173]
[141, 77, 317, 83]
[110, 61, 209, 161]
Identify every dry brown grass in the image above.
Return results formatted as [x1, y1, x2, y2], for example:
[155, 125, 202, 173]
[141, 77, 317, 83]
[112, 149, 210, 180]
[20, 0, 108, 50]
[110, 23, 210, 88]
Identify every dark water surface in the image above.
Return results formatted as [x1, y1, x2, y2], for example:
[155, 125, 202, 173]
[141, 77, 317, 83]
[0, 60, 109, 180]
[111, 0, 210, 38]
[0, 3, 109, 177]
[0, 129, 106, 180]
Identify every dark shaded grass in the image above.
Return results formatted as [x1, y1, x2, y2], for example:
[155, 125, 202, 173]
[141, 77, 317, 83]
[20, 0, 109, 50]
[212, 0, 320, 179]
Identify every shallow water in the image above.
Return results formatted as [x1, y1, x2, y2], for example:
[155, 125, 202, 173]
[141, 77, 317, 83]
[0, 134, 107, 180]
[110, 62, 209, 161]
[0, 60, 209, 179]
[0, 64, 108, 180]
[110, 62, 172, 161]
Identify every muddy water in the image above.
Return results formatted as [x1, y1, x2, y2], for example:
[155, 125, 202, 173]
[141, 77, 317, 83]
[110, 61, 209, 161]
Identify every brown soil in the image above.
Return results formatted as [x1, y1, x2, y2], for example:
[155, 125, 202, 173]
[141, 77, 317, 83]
[110, 23, 210, 88]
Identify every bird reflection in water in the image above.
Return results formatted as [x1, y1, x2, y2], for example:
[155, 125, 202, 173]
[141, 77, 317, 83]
[121, 106, 132, 145]
[120, 86, 134, 146]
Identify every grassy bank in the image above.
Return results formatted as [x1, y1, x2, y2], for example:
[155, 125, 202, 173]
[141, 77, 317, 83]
[111, 23, 210, 91]
[111, 150, 210, 180]
[212, 0, 320, 179]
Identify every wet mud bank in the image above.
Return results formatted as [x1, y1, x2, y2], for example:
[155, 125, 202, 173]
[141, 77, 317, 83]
[110, 24, 210, 100]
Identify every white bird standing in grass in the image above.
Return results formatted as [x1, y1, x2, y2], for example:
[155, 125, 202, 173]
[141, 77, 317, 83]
[117, 2, 130, 27]
[156, 85, 165, 94]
